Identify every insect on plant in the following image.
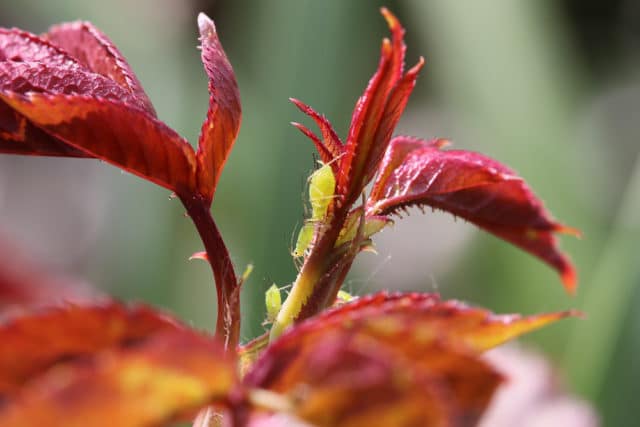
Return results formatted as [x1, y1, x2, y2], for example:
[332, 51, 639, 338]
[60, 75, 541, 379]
[0, 7, 584, 427]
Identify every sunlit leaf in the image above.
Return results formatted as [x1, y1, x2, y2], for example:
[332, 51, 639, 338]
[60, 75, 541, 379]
[266, 292, 577, 359]
[0, 330, 235, 427]
[46, 20, 157, 116]
[367, 136, 579, 292]
[195, 13, 241, 204]
[0, 302, 182, 395]
[248, 333, 451, 426]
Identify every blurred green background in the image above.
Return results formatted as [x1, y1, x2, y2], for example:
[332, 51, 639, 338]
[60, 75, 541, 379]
[0, 0, 638, 424]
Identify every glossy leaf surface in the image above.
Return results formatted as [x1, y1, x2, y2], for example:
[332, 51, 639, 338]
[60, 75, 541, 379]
[196, 13, 241, 203]
[368, 136, 578, 292]
[0, 23, 202, 196]
[46, 20, 156, 115]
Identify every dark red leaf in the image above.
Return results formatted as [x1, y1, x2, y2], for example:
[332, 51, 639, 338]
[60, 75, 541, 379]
[367, 136, 579, 292]
[46, 21, 157, 116]
[0, 92, 197, 194]
[0, 28, 137, 158]
[0, 61, 144, 107]
[291, 121, 335, 167]
[0, 99, 87, 157]
[195, 13, 241, 204]
[338, 8, 407, 203]
[364, 57, 424, 185]
[0, 28, 79, 68]
[290, 98, 342, 175]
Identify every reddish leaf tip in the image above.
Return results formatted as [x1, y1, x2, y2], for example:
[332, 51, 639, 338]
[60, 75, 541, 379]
[409, 56, 426, 75]
[381, 37, 392, 55]
[189, 251, 208, 261]
[380, 7, 401, 33]
[562, 264, 578, 295]
[432, 138, 452, 149]
[197, 12, 216, 38]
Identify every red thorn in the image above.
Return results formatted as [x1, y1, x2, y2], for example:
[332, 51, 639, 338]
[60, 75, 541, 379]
[556, 224, 582, 239]
[189, 251, 208, 261]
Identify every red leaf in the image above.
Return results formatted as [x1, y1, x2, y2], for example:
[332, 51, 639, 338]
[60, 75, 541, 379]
[0, 92, 197, 194]
[367, 136, 579, 292]
[195, 13, 241, 204]
[0, 302, 182, 395]
[246, 291, 559, 426]
[0, 61, 145, 107]
[263, 292, 578, 360]
[0, 28, 127, 158]
[46, 21, 157, 116]
[338, 8, 410, 203]
[249, 332, 468, 427]
[0, 99, 87, 157]
[290, 121, 335, 167]
[290, 98, 342, 175]
[0, 329, 235, 427]
[0, 27, 79, 68]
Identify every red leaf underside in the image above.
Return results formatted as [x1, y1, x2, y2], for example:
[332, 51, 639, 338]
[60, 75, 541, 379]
[368, 137, 578, 292]
[195, 13, 241, 203]
[339, 8, 406, 201]
[1, 93, 197, 194]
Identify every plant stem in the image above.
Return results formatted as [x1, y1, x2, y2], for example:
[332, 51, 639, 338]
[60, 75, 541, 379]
[269, 207, 350, 342]
[180, 195, 240, 350]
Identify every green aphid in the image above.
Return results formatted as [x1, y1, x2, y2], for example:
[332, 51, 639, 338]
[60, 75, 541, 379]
[336, 290, 354, 303]
[309, 163, 336, 221]
[292, 222, 314, 258]
[265, 284, 282, 322]
[292, 163, 337, 258]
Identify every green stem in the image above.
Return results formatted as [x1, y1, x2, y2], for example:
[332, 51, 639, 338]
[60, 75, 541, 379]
[269, 250, 326, 341]
[180, 194, 240, 350]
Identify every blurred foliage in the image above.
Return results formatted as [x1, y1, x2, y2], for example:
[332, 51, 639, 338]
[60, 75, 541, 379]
[0, 0, 638, 424]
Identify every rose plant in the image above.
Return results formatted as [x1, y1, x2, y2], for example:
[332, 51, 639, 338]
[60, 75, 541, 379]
[0, 8, 580, 427]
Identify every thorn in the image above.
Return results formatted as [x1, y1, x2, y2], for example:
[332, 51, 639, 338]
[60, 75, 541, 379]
[240, 263, 254, 285]
[189, 251, 208, 261]
[556, 224, 583, 238]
